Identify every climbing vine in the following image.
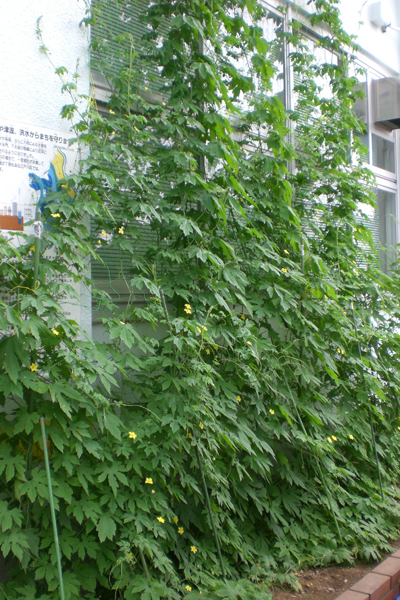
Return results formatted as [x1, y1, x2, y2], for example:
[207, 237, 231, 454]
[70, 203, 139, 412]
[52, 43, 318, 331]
[1, 0, 400, 599]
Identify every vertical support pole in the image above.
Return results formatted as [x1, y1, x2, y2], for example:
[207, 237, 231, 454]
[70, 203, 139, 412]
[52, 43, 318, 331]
[195, 444, 226, 581]
[33, 221, 43, 290]
[40, 417, 65, 600]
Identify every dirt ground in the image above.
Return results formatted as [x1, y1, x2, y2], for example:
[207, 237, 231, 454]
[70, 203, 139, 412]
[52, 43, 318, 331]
[272, 540, 400, 600]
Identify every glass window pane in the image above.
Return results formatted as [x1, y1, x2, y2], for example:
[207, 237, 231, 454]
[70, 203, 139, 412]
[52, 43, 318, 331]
[375, 189, 396, 272]
[372, 133, 395, 172]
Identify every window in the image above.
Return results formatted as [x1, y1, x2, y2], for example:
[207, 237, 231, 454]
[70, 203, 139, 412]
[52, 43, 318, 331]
[353, 63, 398, 272]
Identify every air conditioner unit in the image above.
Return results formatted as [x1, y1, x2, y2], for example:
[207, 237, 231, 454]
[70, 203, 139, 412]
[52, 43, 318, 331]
[372, 77, 400, 130]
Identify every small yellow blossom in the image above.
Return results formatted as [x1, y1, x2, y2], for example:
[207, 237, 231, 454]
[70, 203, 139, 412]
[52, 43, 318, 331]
[196, 326, 202, 333]
[281, 268, 288, 273]
[203, 326, 207, 331]
[237, 396, 241, 402]
[173, 516, 179, 524]
[243, 148, 248, 154]
[51, 329, 59, 335]
[127, 552, 134, 560]
[241, 314, 246, 320]
[247, 341, 252, 346]
[187, 432, 192, 439]
[199, 422, 204, 430]
[118, 227, 124, 234]
[284, 249, 290, 255]
[129, 431, 137, 439]
[152, 489, 155, 494]
[328, 437, 333, 443]
[101, 230, 107, 236]
[51, 213, 60, 218]
[120, 321, 125, 325]
[205, 349, 210, 355]
[157, 517, 165, 523]
[97, 240, 102, 245]
[332, 435, 337, 441]
[269, 409, 275, 415]
[178, 527, 184, 535]
[185, 585, 192, 591]
[145, 86, 148, 90]
[190, 546, 197, 554]
[162, 102, 166, 106]
[109, 109, 115, 114]
[324, 295, 328, 300]
[111, 131, 115, 135]
[184, 303, 192, 314]
[349, 434, 354, 440]
[145, 478, 153, 485]
[30, 364, 38, 372]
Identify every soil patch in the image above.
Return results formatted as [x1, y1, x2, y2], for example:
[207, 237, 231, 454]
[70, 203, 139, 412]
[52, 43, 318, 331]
[272, 541, 400, 600]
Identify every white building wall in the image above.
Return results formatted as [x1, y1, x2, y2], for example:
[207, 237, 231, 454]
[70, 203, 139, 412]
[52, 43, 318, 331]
[0, 0, 92, 336]
[0, 0, 90, 129]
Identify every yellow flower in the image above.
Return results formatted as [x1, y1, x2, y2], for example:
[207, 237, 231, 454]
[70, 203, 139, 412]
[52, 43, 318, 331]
[109, 109, 115, 114]
[51, 213, 60, 218]
[173, 516, 179, 524]
[127, 552, 134, 560]
[151, 489, 155, 494]
[145, 86, 148, 90]
[269, 409, 275, 415]
[185, 585, 192, 591]
[51, 329, 59, 335]
[184, 303, 192, 314]
[190, 546, 197, 554]
[118, 227, 124, 234]
[162, 102, 166, 106]
[199, 422, 204, 430]
[332, 435, 337, 441]
[129, 431, 137, 439]
[101, 230, 107, 236]
[178, 527, 184, 535]
[29, 245, 35, 251]
[284, 249, 290, 255]
[237, 396, 241, 402]
[243, 148, 248, 154]
[205, 349, 210, 355]
[145, 478, 153, 484]
[120, 321, 125, 325]
[196, 326, 202, 333]
[157, 517, 165, 523]
[203, 326, 208, 331]
[111, 131, 115, 135]
[246, 341, 252, 346]
[281, 268, 288, 273]
[324, 295, 328, 300]
[30, 364, 38, 372]
[349, 434, 354, 440]
[97, 240, 102, 245]
[240, 314, 246, 320]
[328, 437, 333, 443]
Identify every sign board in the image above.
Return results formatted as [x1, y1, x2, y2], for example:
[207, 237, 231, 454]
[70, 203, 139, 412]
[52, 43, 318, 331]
[0, 118, 82, 327]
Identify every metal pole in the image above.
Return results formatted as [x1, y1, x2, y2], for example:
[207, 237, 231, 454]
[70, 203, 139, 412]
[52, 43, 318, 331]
[40, 417, 65, 600]
[195, 444, 226, 580]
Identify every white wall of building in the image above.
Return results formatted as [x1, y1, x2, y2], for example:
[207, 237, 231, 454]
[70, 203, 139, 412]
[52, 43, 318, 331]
[0, 0, 90, 129]
[0, 0, 92, 337]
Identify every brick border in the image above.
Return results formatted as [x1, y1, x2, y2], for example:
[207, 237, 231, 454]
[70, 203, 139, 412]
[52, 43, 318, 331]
[335, 552, 400, 600]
